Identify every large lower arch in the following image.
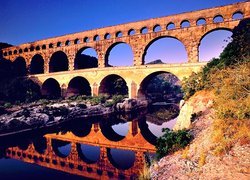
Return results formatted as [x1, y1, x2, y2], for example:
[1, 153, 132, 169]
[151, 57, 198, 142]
[142, 36, 187, 65]
[99, 74, 128, 96]
[67, 76, 91, 97]
[41, 78, 61, 99]
[138, 71, 182, 103]
[74, 47, 98, 70]
[199, 28, 233, 62]
[13, 56, 27, 76]
[30, 54, 44, 74]
[49, 51, 69, 72]
[105, 42, 133, 67]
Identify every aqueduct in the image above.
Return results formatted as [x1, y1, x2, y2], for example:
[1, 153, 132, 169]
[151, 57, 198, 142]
[2, 1, 250, 98]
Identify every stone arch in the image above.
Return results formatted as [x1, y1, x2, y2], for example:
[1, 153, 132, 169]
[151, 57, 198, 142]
[51, 139, 71, 158]
[13, 50, 17, 54]
[13, 56, 27, 76]
[107, 148, 135, 170]
[128, 29, 136, 35]
[104, 42, 133, 67]
[196, 18, 206, 26]
[180, 20, 190, 28]
[232, 11, 244, 20]
[140, 27, 148, 34]
[94, 35, 100, 41]
[24, 48, 28, 52]
[30, 54, 44, 74]
[42, 44, 46, 49]
[116, 31, 123, 38]
[30, 46, 34, 52]
[153, 24, 161, 32]
[41, 78, 61, 99]
[166, 22, 175, 30]
[142, 36, 187, 64]
[19, 49, 23, 53]
[104, 33, 111, 40]
[49, 43, 53, 48]
[213, 15, 224, 23]
[74, 47, 98, 70]
[74, 38, 80, 44]
[57, 42, 62, 47]
[99, 74, 128, 96]
[49, 51, 69, 72]
[83, 37, 89, 43]
[35, 46, 40, 51]
[67, 76, 91, 96]
[76, 143, 100, 164]
[65, 40, 70, 46]
[199, 28, 233, 61]
[137, 71, 182, 101]
[199, 27, 233, 45]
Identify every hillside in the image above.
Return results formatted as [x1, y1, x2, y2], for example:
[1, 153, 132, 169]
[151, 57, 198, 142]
[150, 18, 250, 179]
[150, 90, 250, 179]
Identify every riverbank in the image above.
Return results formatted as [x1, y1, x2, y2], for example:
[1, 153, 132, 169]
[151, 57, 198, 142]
[0, 97, 148, 137]
[150, 90, 250, 179]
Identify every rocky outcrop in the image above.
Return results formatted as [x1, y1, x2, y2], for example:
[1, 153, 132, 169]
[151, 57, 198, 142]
[115, 98, 148, 112]
[150, 90, 250, 179]
[173, 91, 213, 131]
[0, 98, 148, 137]
[0, 102, 112, 136]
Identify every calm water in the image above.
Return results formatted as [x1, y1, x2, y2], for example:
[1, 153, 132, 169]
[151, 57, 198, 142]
[0, 108, 177, 180]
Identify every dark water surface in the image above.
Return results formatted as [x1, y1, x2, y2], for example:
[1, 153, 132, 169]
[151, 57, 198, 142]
[0, 108, 177, 180]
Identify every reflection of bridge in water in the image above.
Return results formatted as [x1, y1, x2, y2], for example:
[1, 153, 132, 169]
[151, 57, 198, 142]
[5, 118, 157, 179]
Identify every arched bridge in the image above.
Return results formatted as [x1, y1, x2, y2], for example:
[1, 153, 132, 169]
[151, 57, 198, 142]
[2, 1, 249, 98]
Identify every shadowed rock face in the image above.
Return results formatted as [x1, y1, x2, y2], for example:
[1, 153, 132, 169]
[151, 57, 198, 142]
[173, 91, 213, 131]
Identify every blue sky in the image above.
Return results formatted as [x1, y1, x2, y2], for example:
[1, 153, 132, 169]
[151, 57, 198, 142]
[0, 0, 244, 65]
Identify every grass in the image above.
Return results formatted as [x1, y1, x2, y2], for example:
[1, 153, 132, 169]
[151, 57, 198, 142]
[139, 163, 151, 180]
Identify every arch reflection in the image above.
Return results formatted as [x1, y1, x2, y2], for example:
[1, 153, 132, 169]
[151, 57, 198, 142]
[52, 139, 71, 158]
[77, 143, 100, 164]
[107, 148, 135, 170]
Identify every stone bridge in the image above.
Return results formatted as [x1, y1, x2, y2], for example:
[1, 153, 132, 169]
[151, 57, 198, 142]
[2, 1, 249, 98]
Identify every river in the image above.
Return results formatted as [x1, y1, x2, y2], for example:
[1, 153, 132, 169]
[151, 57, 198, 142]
[0, 108, 177, 179]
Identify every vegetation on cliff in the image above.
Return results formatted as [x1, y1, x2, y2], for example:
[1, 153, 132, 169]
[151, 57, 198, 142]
[181, 18, 250, 155]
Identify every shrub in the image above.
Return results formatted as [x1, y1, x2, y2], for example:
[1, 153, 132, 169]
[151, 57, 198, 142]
[89, 95, 107, 105]
[112, 94, 125, 104]
[210, 62, 250, 120]
[2, 78, 41, 103]
[103, 101, 114, 107]
[182, 18, 250, 100]
[3, 102, 12, 108]
[156, 128, 192, 159]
